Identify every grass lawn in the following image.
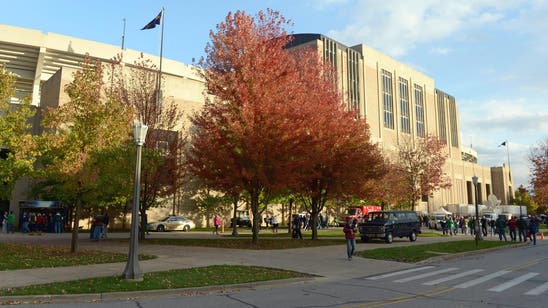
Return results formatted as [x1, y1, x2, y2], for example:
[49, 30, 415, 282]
[0, 243, 155, 271]
[141, 237, 344, 249]
[0, 265, 310, 296]
[358, 240, 516, 263]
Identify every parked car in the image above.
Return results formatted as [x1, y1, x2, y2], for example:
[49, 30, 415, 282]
[148, 216, 195, 232]
[230, 210, 252, 227]
[358, 211, 421, 244]
[428, 214, 446, 230]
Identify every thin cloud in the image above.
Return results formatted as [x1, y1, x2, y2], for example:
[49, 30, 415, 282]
[327, 0, 522, 57]
[430, 47, 451, 55]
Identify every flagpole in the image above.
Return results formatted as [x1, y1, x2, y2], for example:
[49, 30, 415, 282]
[122, 18, 126, 50]
[156, 7, 165, 114]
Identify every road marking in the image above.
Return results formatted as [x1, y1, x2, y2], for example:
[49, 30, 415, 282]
[488, 272, 539, 292]
[366, 266, 434, 280]
[394, 267, 459, 283]
[423, 269, 483, 286]
[453, 270, 511, 288]
[525, 281, 548, 295]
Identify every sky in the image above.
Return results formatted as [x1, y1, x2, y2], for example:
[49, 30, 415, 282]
[2, 0, 547, 190]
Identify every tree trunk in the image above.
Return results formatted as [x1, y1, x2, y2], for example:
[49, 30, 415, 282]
[231, 194, 239, 236]
[310, 196, 319, 240]
[288, 198, 293, 235]
[70, 198, 81, 253]
[139, 206, 146, 240]
[250, 191, 260, 244]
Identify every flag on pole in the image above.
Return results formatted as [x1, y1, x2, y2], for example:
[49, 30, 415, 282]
[499, 141, 507, 147]
[141, 11, 162, 30]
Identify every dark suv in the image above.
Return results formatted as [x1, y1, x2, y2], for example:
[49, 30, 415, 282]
[358, 211, 421, 244]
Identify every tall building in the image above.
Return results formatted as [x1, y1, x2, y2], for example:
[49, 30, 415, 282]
[0, 25, 513, 218]
[287, 34, 514, 212]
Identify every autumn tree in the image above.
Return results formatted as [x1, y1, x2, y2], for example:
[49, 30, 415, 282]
[109, 54, 185, 239]
[0, 65, 38, 200]
[289, 50, 386, 240]
[187, 10, 320, 243]
[39, 57, 133, 252]
[397, 135, 451, 211]
[530, 137, 548, 208]
[511, 185, 538, 215]
[361, 160, 407, 210]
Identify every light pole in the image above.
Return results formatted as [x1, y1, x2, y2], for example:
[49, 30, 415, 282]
[472, 175, 480, 248]
[518, 195, 523, 218]
[123, 121, 148, 280]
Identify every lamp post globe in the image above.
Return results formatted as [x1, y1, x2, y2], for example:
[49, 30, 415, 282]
[123, 121, 148, 280]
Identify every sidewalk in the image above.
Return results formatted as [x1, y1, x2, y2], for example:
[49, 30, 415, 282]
[0, 229, 474, 291]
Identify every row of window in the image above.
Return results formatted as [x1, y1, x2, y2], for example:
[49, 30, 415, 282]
[382, 70, 425, 137]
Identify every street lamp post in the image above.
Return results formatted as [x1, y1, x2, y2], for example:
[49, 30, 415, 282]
[472, 175, 480, 248]
[518, 195, 522, 217]
[123, 121, 148, 280]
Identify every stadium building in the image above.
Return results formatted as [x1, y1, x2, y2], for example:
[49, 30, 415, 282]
[0, 25, 513, 222]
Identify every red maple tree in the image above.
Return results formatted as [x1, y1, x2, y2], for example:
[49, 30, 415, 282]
[288, 49, 386, 239]
[187, 10, 319, 243]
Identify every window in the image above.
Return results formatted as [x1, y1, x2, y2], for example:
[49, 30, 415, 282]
[156, 140, 170, 155]
[436, 90, 447, 142]
[347, 49, 360, 113]
[322, 37, 337, 71]
[399, 77, 410, 134]
[382, 69, 394, 129]
[414, 85, 425, 137]
[448, 97, 459, 147]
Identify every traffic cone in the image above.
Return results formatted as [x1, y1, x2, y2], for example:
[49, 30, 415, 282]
[541, 232, 544, 240]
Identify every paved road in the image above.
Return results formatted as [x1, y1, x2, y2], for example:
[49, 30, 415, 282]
[0, 229, 545, 307]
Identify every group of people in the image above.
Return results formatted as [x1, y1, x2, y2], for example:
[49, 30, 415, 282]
[262, 215, 280, 232]
[1, 211, 15, 234]
[20, 211, 64, 235]
[89, 213, 109, 240]
[436, 214, 541, 245]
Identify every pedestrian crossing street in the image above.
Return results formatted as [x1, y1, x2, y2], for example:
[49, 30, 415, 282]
[366, 266, 548, 296]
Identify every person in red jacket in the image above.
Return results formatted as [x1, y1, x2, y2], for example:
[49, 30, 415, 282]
[343, 217, 358, 260]
[507, 216, 517, 241]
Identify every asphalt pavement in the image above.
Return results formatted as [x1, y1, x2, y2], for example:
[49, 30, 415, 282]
[0, 228, 532, 304]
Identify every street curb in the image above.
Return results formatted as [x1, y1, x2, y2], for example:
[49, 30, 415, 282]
[0, 277, 315, 305]
[416, 241, 527, 265]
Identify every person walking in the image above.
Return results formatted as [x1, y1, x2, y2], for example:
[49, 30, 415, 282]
[507, 216, 517, 241]
[102, 213, 109, 238]
[53, 212, 63, 234]
[271, 215, 279, 233]
[1, 211, 7, 234]
[343, 217, 358, 260]
[213, 215, 221, 235]
[21, 212, 30, 233]
[528, 217, 539, 245]
[516, 216, 527, 242]
[91, 215, 103, 241]
[6, 211, 15, 234]
[495, 216, 507, 241]
[481, 216, 488, 237]
[292, 214, 303, 239]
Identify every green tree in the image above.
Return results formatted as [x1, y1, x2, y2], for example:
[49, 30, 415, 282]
[512, 185, 538, 215]
[0, 65, 37, 200]
[39, 56, 133, 252]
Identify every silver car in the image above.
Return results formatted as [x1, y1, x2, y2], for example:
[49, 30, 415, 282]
[148, 216, 195, 232]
